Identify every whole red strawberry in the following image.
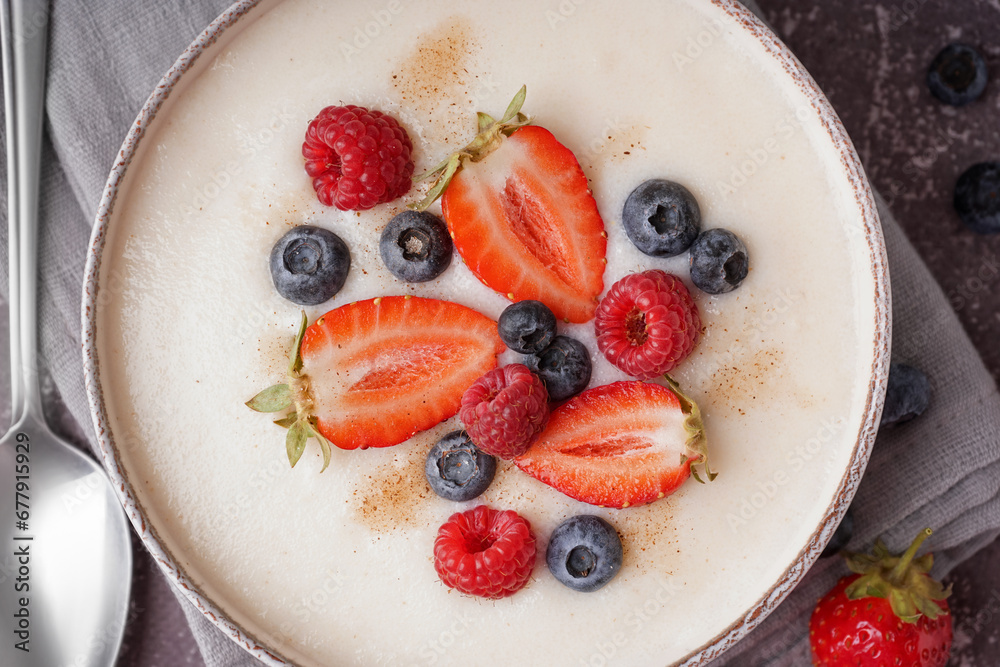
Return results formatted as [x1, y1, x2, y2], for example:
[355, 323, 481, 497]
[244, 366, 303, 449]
[460, 364, 549, 459]
[302, 105, 414, 211]
[810, 528, 952, 667]
[595, 270, 701, 380]
[434, 505, 536, 599]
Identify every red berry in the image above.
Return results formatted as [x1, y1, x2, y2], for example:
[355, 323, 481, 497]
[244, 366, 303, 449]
[810, 575, 952, 667]
[595, 270, 701, 380]
[302, 105, 414, 211]
[433, 505, 536, 599]
[459, 364, 549, 459]
[809, 530, 953, 667]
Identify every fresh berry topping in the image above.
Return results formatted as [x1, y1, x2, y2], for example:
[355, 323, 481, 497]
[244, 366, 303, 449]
[621, 179, 701, 257]
[810, 529, 952, 667]
[296, 297, 503, 450]
[927, 44, 988, 107]
[881, 363, 932, 428]
[819, 507, 854, 558]
[417, 87, 606, 323]
[424, 431, 497, 502]
[460, 364, 549, 460]
[688, 228, 749, 294]
[302, 105, 414, 210]
[498, 300, 557, 354]
[546, 515, 622, 592]
[595, 270, 701, 380]
[379, 210, 453, 282]
[433, 505, 536, 599]
[516, 380, 713, 508]
[269, 226, 350, 306]
[954, 161, 1000, 235]
[524, 335, 592, 402]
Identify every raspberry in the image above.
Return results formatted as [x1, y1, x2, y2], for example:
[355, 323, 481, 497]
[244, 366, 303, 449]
[302, 105, 414, 211]
[433, 505, 536, 599]
[595, 270, 701, 380]
[459, 364, 548, 459]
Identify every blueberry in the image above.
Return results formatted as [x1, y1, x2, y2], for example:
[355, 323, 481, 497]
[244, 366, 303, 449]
[525, 336, 592, 402]
[498, 300, 557, 354]
[622, 179, 701, 257]
[881, 363, 931, 428]
[954, 161, 1000, 235]
[689, 228, 749, 294]
[379, 210, 453, 282]
[269, 225, 350, 305]
[424, 431, 496, 502]
[820, 507, 854, 558]
[927, 44, 988, 107]
[546, 515, 622, 592]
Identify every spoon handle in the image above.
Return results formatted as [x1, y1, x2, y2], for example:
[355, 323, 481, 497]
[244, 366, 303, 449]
[1, 0, 49, 424]
[0, 0, 21, 423]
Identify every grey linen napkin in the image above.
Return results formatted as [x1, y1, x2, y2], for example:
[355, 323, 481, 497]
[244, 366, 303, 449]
[0, 1, 998, 666]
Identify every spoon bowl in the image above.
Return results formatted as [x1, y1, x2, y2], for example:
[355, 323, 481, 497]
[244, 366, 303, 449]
[0, 413, 132, 666]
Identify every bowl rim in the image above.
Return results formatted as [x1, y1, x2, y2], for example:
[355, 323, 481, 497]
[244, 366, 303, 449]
[80, 1, 890, 665]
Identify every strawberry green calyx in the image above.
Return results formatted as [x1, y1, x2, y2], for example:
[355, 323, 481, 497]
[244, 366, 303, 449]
[843, 528, 951, 624]
[411, 85, 532, 211]
[663, 375, 716, 484]
[245, 311, 333, 472]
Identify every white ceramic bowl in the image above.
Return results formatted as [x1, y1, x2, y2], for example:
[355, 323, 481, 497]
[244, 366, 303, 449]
[82, 1, 890, 664]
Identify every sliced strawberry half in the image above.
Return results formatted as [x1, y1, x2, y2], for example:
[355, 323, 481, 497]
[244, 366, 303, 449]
[514, 380, 713, 508]
[415, 87, 607, 324]
[300, 296, 504, 450]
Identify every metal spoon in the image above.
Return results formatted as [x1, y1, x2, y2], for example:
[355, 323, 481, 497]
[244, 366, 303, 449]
[0, 1, 132, 664]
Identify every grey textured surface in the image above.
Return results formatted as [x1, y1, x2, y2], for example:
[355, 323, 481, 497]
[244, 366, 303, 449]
[0, 0, 997, 666]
